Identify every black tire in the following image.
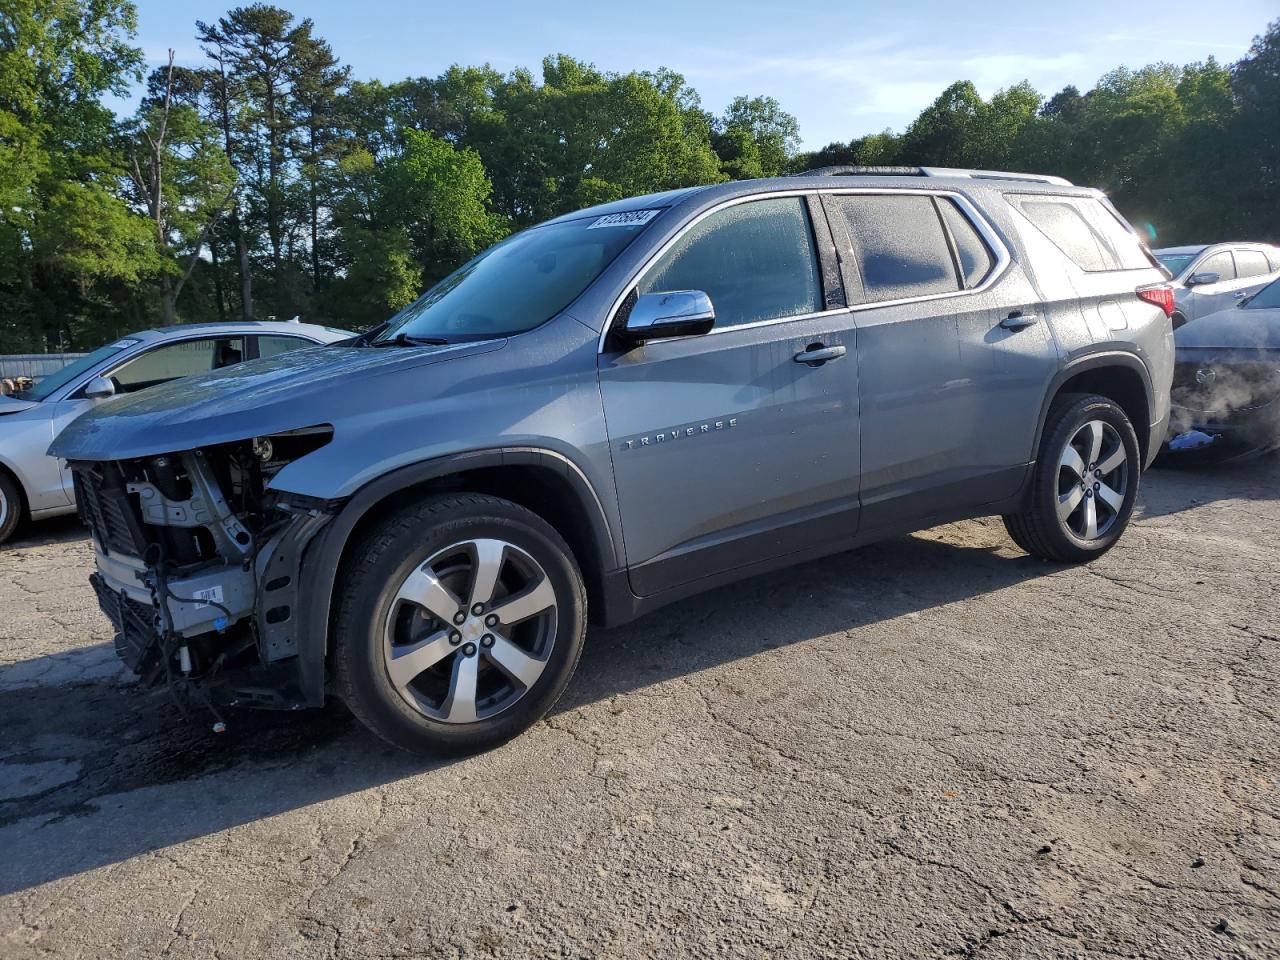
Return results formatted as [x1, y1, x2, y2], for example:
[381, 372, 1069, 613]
[1003, 393, 1141, 563]
[332, 493, 587, 755]
[0, 472, 23, 545]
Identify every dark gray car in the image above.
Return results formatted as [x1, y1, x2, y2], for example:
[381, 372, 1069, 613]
[52, 168, 1175, 754]
[1164, 274, 1280, 460]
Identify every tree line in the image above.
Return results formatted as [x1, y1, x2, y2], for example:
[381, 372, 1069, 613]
[2, 1, 1277, 352]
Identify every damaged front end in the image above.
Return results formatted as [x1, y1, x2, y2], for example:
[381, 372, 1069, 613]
[72, 427, 337, 716]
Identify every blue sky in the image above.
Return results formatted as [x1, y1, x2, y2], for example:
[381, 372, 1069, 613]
[122, 0, 1278, 148]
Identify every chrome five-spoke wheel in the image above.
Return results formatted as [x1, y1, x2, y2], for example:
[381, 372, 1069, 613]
[384, 537, 558, 724]
[1057, 419, 1128, 541]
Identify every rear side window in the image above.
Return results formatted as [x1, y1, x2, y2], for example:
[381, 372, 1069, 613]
[257, 335, 313, 359]
[1011, 195, 1152, 272]
[939, 199, 995, 288]
[1234, 249, 1271, 279]
[1013, 198, 1114, 271]
[1081, 201, 1152, 270]
[829, 194, 958, 302]
[639, 197, 822, 329]
[1197, 251, 1235, 282]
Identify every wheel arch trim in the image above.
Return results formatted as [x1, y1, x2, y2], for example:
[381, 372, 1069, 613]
[291, 446, 620, 705]
[1032, 350, 1156, 465]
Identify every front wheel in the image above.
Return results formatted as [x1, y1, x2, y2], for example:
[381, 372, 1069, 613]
[1003, 394, 1141, 563]
[0, 472, 22, 545]
[332, 493, 587, 755]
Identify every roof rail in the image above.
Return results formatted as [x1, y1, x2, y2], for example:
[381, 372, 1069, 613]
[793, 165, 1073, 187]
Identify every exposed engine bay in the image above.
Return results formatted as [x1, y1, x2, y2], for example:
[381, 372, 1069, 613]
[71, 428, 335, 720]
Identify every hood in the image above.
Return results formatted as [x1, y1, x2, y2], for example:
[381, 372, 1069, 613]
[0, 395, 39, 416]
[1176, 306, 1280, 352]
[50, 339, 505, 461]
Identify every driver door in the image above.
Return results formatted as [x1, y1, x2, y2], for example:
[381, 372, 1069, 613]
[1184, 250, 1238, 321]
[597, 195, 861, 597]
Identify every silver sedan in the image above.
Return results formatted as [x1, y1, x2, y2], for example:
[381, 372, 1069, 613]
[0, 321, 351, 543]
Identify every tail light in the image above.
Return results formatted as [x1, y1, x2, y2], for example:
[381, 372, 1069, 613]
[1137, 284, 1175, 318]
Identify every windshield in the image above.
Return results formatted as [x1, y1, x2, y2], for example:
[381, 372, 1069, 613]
[14, 339, 141, 401]
[1245, 276, 1280, 310]
[375, 210, 661, 343]
[1156, 253, 1197, 276]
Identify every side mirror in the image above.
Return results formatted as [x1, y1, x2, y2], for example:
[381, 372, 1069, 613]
[1188, 271, 1220, 287]
[621, 290, 715, 343]
[83, 375, 116, 400]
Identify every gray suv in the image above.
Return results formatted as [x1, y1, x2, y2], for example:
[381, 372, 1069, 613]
[52, 167, 1175, 754]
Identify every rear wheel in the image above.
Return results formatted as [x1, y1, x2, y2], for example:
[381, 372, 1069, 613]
[1003, 394, 1140, 562]
[332, 493, 587, 755]
[0, 472, 22, 545]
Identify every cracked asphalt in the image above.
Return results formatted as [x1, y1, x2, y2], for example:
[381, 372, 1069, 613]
[2, 458, 1279, 959]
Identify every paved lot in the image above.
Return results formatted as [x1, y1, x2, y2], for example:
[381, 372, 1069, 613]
[1, 460, 1278, 959]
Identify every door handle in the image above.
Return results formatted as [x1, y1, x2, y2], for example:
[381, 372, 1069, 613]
[1000, 311, 1039, 331]
[794, 343, 846, 366]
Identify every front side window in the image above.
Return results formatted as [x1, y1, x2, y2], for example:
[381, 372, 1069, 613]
[830, 194, 958, 302]
[1234, 249, 1271, 280]
[638, 197, 822, 329]
[108, 337, 246, 394]
[380, 212, 657, 343]
[1195, 251, 1235, 282]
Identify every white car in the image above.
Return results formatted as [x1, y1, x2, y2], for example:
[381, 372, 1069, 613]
[1155, 242, 1280, 330]
[0, 321, 352, 543]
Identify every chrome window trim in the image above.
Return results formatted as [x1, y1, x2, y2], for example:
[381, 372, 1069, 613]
[597, 187, 1012, 353]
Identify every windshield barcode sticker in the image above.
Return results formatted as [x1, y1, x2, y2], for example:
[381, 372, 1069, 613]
[587, 209, 661, 229]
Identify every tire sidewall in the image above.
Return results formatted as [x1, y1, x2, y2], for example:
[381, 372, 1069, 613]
[337, 499, 586, 755]
[1038, 396, 1141, 560]
[0, 473, 22, 545]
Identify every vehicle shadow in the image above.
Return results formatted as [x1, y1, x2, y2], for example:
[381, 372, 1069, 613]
[0, 514, 86, 550]
[1136, 451, 1280, 519]
[0, 527, 1050, 896]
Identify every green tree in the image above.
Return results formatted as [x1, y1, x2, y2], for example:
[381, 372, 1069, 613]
[0, 0, 145, 350]
[714, 95, 800, 178]
[127, 52, 237, 324]
[1231, 20, 1280, 238]
[196, 4, 344, 319]
[326, 132, 505, 326]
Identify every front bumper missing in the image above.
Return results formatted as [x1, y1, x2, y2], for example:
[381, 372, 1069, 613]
[87, 502, 336, 709]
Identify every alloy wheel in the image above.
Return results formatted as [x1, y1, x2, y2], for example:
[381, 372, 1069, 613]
[382, 538, 558, 723]
[1056, 419, 1128, 541]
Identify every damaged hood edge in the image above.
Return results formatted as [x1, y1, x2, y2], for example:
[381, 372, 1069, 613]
[49, 338, 505, 462]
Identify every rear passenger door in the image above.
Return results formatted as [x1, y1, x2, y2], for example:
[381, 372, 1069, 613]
[823, 191, 1057, 529]
[1232, 248, 1278, 304]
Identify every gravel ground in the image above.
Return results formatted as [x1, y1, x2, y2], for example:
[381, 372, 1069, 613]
[1, 458, 1278, 959]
